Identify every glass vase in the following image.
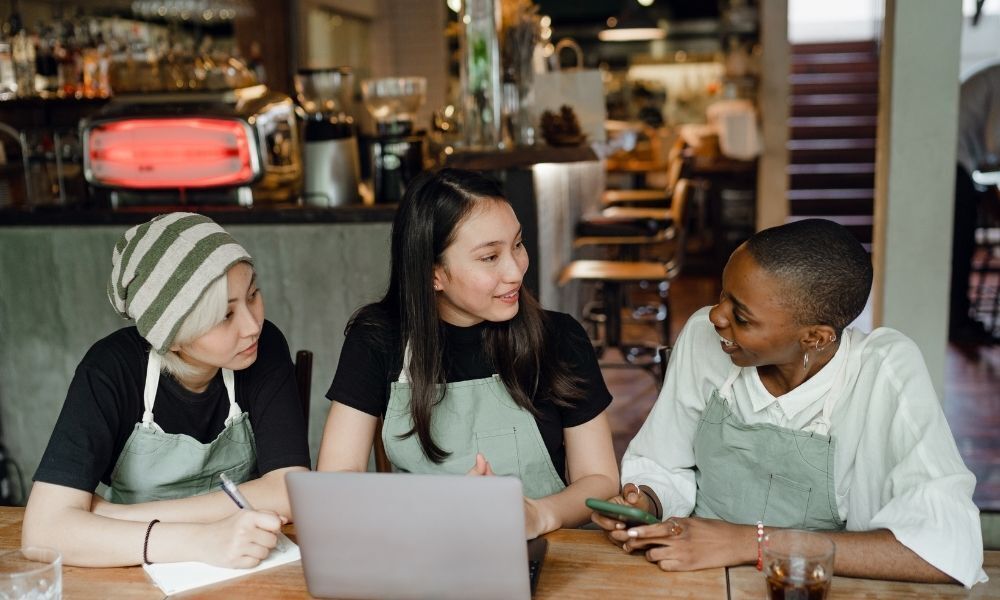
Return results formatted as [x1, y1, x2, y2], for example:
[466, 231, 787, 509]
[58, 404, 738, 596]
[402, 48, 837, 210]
[459, 0, 502, 149]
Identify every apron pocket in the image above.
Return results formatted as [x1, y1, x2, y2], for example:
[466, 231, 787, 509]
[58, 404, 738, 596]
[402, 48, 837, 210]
[762, 473, 812, 528]
[475, 427, 520, 478]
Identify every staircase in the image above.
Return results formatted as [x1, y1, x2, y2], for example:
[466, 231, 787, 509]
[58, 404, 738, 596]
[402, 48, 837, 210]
[787, 40, 880, 247]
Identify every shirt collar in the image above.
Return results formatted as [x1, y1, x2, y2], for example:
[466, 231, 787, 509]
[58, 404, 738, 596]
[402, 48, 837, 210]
[745, 335, 850, 419]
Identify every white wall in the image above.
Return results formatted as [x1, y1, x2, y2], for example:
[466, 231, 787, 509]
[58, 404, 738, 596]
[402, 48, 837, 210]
[788, 0, 883, 43]
[872, 0, 962, 399]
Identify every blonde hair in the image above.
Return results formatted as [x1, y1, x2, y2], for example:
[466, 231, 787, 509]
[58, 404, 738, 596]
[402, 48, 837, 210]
[156, 262, 253, 380]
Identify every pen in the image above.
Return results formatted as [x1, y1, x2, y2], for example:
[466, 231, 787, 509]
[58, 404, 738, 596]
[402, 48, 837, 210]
[219, 472, 255, 510]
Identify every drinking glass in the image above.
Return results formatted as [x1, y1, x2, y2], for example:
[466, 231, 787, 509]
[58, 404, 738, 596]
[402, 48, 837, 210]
[0, 547, 61, 600]
[762, 530, 834, 600]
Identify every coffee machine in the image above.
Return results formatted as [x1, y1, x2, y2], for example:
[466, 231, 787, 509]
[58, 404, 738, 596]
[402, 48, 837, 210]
[295, 67, 361, 206]
[361, 77, 426, 203]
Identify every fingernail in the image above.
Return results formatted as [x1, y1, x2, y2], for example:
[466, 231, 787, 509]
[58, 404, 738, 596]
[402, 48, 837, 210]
[627, 530, 638, 538]
[622, 543, 629, 551]
[615, 523, 624, 530]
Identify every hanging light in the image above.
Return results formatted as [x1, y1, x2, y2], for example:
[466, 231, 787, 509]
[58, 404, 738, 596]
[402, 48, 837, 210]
[598, 1, 665, 42]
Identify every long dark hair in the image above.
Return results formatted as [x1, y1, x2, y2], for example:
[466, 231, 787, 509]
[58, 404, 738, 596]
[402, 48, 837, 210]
[349, 168, 584, 462]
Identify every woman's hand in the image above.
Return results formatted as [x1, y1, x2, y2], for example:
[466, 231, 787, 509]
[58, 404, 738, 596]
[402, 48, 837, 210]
[590, 483, 655, 542]
[523, 496, 559, 540]
[622, 516, 756, 572]
[465, 453, 495, 476]
[194, 509, 284, 569]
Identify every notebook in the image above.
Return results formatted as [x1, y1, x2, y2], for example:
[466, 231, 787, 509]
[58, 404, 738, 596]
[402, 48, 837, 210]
[142, 532, 300, 596]
[286, 471, 546, 600]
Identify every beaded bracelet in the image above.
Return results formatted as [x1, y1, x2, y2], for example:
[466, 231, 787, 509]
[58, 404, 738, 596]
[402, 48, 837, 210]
[143, 519, 160, 565]
[755, 521, 765, 571]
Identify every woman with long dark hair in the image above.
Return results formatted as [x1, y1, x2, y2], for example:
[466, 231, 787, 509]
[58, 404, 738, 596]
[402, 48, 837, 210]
[317, 168, 618, 537]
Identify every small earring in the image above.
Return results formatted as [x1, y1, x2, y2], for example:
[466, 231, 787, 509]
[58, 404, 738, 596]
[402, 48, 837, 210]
[803, 352, 810, 370]
[831, 333, 837, 343]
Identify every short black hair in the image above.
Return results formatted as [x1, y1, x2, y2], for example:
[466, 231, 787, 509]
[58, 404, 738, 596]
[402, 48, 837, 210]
[744, 218, 873, 334]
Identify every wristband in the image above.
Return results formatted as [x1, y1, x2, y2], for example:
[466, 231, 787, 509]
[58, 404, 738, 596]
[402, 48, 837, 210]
[143, 519, 160, 565]
[755, 521, 765, 571]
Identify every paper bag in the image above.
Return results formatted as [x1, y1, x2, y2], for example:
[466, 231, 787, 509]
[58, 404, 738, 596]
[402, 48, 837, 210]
[532, 39, 607, 144]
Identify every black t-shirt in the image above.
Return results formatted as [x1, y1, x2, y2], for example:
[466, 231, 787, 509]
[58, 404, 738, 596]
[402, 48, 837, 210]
[33, 320, 311, 493]
[326, 310, 612, 481]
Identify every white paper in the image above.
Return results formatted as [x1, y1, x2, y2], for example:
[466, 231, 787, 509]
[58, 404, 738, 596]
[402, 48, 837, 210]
[142, 533, 300, 596]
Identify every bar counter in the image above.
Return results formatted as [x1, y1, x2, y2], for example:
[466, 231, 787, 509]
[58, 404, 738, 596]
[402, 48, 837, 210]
[0, 507, 994, 598]
[0, 204, 398, 226]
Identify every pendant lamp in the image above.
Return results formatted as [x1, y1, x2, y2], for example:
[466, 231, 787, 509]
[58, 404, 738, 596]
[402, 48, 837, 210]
[598, 1, 665, 42]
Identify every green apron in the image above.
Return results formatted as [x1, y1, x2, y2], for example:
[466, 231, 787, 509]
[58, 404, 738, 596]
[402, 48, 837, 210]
[381, 346, 566, 499]
[106, 351, 257, 504]
[692, 362, 845, 531]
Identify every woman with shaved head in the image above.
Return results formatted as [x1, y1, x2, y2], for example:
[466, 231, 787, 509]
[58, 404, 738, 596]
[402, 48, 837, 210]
[591, 218, 986, 588]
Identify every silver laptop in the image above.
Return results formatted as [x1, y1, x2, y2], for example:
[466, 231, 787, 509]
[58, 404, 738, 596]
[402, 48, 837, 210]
[287, 471, 544, 600]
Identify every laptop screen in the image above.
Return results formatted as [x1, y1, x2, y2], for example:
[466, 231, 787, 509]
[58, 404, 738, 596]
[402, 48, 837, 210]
[287, 472, 536, 600]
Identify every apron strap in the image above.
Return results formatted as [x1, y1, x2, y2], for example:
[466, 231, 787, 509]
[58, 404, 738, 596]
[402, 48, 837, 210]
[718, 364, 742, 401]
[397, 342, 413, 383]
[142, 352, 161, 428]
[143, 353, 240, 428]
[222, 368, 240, 425]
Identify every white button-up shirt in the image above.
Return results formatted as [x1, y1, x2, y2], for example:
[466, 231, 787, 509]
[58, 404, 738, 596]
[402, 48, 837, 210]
[621, 307, 988, 587]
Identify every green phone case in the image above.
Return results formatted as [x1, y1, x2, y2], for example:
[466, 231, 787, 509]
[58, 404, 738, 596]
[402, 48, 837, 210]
[585, 498, 659, 525]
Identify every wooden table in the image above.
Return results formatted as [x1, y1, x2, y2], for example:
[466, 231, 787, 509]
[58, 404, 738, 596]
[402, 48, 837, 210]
[729, 552, 1000, 599]
[0, 507, 996, 598]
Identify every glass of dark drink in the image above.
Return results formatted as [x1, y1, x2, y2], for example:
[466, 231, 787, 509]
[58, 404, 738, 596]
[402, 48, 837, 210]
[763, 529, 835, 600]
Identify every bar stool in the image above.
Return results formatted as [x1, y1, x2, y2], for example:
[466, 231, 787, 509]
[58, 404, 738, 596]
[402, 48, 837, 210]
[559, 178, 693, 372]
[601, 138, 685, 209]
[972, 188, 1000, 338]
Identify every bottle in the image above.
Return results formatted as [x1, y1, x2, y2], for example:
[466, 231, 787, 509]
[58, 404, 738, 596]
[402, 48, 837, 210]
[0, 41, 15, 98]
[11, 28, 35, 96]
[35, 33, 59, 94]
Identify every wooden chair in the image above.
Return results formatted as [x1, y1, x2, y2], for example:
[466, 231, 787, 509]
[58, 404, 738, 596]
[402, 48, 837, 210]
[294, 350, 312, 429]
[294, 349, 392, 471]
[656, 345, 672, 387]
[601, 138, 685, 208]
[559, 179, 693, 371]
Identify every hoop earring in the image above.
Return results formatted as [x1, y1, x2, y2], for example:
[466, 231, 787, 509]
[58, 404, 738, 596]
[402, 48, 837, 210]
[803, 352, 810, 370]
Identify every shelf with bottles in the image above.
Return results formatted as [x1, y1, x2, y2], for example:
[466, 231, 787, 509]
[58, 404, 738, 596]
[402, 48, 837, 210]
[0, 12, 250, 101]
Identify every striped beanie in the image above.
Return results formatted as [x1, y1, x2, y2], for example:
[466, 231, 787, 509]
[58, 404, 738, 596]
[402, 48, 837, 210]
[108, 212, 253, 354]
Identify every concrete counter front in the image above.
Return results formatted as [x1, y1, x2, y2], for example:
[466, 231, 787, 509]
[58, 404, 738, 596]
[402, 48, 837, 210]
[0, 157, 603, 495]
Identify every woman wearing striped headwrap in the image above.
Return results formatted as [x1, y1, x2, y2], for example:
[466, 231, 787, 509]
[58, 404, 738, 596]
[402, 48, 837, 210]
[23, 213, 310, 568]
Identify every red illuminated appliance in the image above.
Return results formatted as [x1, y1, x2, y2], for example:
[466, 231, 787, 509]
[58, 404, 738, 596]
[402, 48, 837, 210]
[82, 85, 302, 208]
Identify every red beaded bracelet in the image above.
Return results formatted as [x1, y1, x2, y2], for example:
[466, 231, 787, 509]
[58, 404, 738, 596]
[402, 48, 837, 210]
[143, 519, 160, 565]
[755, 521, 765, 571]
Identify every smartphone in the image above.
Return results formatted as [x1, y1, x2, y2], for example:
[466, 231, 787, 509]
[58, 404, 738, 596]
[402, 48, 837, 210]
[586, 498, 659, 527]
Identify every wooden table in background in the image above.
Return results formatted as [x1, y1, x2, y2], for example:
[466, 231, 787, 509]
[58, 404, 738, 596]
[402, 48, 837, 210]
[0, 507, 995, 598]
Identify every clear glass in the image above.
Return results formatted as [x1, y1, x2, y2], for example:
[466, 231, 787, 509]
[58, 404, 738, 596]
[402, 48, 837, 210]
[0, 547, 61, 600]
[459, 0, 502, 149]
[361, 77, 427, 126]
[762, 530, 834, 600]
